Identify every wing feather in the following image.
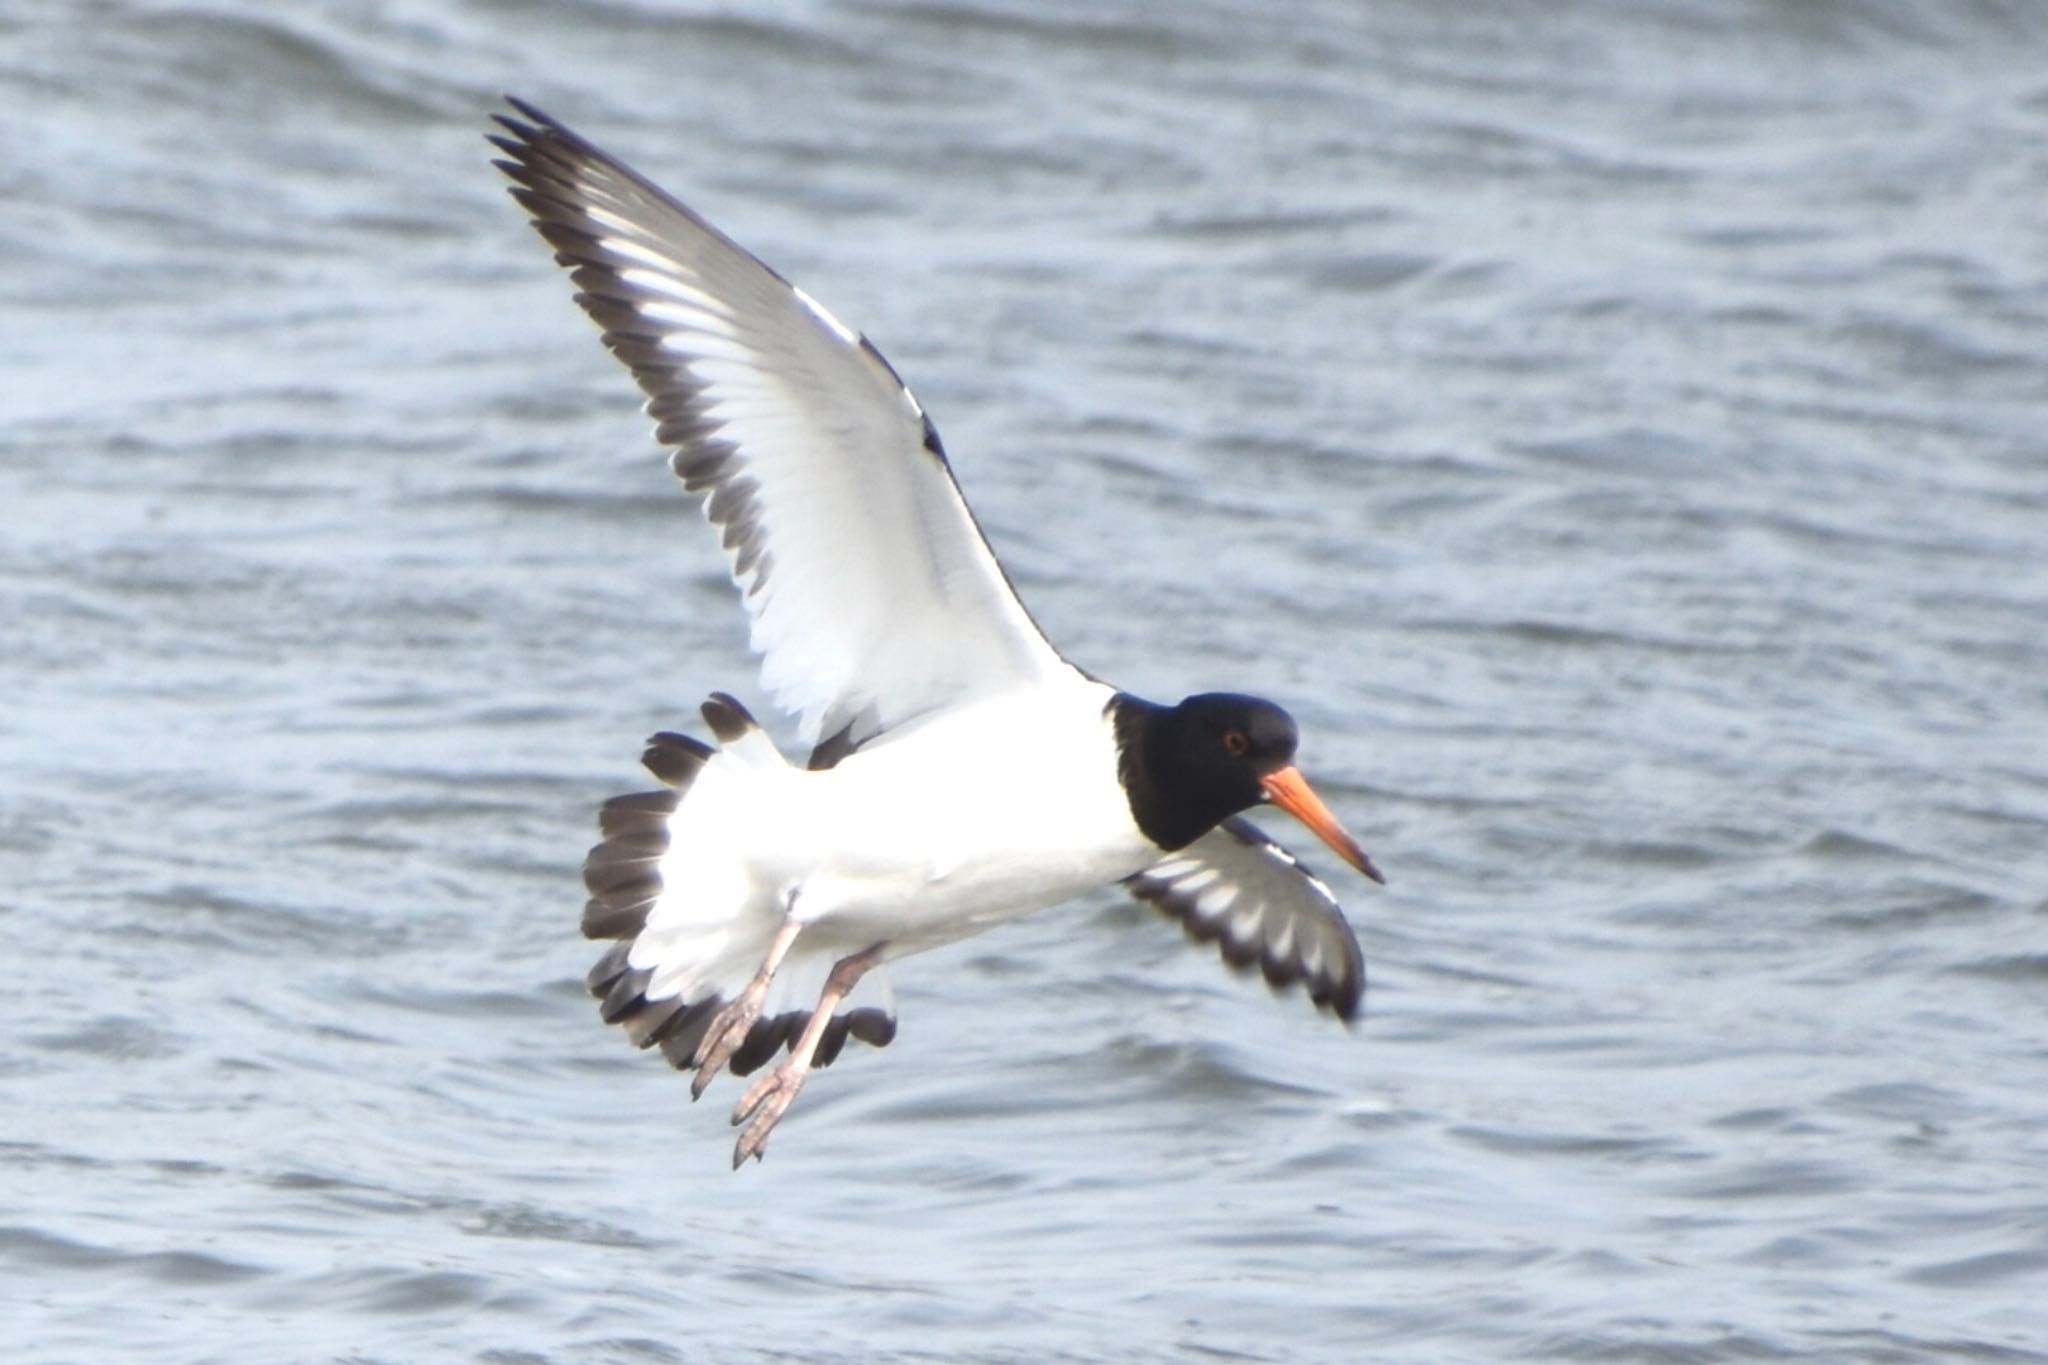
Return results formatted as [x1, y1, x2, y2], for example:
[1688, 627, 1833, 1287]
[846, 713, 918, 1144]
[491, 99, 1075, 748]
[1124, 816, 1367, 1022]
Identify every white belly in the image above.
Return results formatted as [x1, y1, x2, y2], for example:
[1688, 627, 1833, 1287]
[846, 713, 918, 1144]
[754, 681, 1154, 955]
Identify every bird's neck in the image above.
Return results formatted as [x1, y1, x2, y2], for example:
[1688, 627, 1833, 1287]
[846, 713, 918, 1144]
[1108, 693, 1215, 853]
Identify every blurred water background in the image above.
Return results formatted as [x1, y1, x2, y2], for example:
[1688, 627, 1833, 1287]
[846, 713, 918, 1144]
[3, 1, 2046, 1360]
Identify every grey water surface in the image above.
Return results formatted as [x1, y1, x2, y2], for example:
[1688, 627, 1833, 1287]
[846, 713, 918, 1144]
[4, 1, 2047, 1361]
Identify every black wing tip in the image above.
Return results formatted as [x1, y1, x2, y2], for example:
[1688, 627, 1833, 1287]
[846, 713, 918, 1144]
[487, 99, 547, 167]
[486, 97, 615, 203]
[1137, 887, 1366, 1024]
[491, 95, 558, 144]
[1323, 974, 1366, 1026]
[1125, 844, 1368, 1026]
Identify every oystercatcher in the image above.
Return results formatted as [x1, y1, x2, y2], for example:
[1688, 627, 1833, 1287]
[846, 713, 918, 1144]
[491, 99, 1385, 1166]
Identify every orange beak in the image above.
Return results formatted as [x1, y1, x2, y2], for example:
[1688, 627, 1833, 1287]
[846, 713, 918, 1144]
[1260, 766, 1385, 885]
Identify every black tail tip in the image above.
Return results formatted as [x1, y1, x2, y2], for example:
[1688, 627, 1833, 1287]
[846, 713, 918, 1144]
[642, 731, 713, 786]
[700, 692, 760, 743]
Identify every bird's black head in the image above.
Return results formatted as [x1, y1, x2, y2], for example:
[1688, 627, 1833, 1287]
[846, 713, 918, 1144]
[1115, 691, 1298, 848]
[1155, 691, 1300, 811]
[1112, 690, 1382, 881]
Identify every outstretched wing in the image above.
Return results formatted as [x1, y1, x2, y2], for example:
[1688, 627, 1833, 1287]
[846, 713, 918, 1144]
[492, 99, 1077, 752]
[1123, 816, 1366, 1021]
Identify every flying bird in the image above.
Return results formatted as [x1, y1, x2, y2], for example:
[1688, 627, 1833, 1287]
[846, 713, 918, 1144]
[490, 98, 1384, 1166]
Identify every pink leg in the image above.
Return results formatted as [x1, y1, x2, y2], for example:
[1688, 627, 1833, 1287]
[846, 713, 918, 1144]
[730, 943, 886, 1167]
[690, 914, 803, 1100]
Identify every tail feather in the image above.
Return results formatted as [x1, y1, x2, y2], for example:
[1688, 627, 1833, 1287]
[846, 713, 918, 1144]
[579, 694, 898, 1082]
[699, 692, 757, 742]
[580, 735, 709, 940]
[815, 1007, 898, 1068]
[581, 791, 678, 940]
[590, 943, 652, 1023]
[599, 788, 683, 835]
[641, 730, 713, 786]
[642, 996, 719, 1057]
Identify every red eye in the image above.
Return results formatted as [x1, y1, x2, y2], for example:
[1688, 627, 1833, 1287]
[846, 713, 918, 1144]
[1223, 730, 1249, 756]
